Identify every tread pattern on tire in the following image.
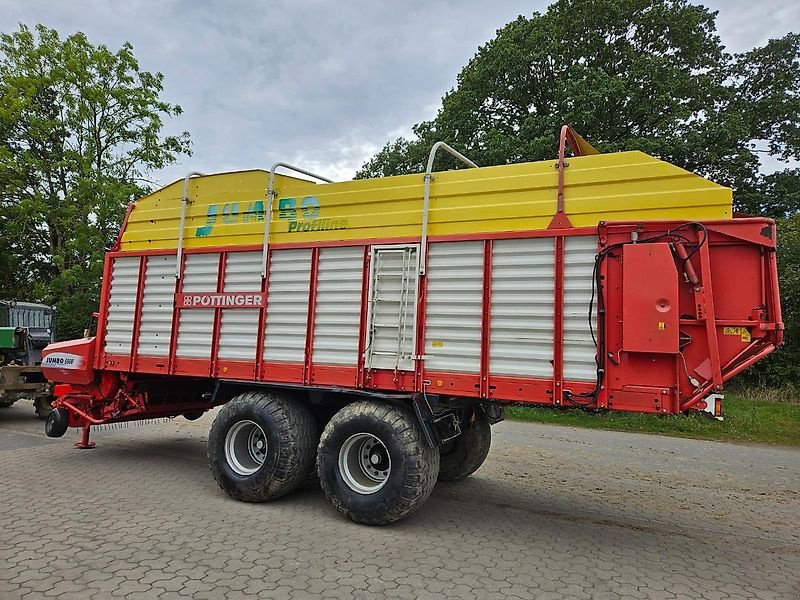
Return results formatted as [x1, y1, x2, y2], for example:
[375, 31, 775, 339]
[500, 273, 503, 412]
[317, 400, 440, 525]
[208, 390, 318, 502]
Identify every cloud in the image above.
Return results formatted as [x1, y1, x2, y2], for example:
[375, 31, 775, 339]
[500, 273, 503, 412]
[1, 0, 796, 185]
[710, 0, 800, 51]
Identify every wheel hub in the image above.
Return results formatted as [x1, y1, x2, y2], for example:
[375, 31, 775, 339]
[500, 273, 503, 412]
[224, 420, 267, 476]
[339, 433, 391, 494]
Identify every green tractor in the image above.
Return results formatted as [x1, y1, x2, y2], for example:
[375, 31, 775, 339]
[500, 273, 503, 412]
[0, 301, 56, 418]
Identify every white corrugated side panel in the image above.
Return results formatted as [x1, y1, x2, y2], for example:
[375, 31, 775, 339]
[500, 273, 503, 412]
[104, 256, 141, 355]
[218, 251, 261, 361]
[424, 241, 483, 373]
[263, 249, 312, 363]
[563, 236, 598, 381]
[176, 253, 219, 358]
[137, 255, 176, 357]
[313, 246, 363, 365]
[490, 238, 555, 378]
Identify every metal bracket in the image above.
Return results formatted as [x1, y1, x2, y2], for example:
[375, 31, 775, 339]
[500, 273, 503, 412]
[412, 395, 463, 448]
[435, 412, 462, 444]
[412, 395, 441, 448]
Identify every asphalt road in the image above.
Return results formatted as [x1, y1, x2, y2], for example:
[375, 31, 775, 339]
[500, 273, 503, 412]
[1, 400, 798, 599]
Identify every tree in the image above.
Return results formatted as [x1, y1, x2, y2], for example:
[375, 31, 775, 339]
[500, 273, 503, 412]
[356, 0, 800, 212]
[737, 169, 800, 220]
[0, 24, 190, 339]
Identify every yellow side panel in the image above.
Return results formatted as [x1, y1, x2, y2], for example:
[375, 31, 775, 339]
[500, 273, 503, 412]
[119, 151, 732, 252]
[121, 171, 286, 250]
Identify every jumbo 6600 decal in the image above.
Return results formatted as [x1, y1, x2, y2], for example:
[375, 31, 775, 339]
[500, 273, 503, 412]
[42, 352, 84, 370]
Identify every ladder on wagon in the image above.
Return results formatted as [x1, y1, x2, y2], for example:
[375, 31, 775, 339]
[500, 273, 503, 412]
[364, 245, 419, 373]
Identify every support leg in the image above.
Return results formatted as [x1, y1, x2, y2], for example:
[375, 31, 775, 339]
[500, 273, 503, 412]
[74, 424, 96, 449]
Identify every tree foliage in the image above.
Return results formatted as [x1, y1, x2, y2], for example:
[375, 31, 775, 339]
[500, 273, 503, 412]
[357, 1, 799, 209]
[735, 214, 800, 389]
[358, 0, 800, 387]
[0, 24, 190, 339]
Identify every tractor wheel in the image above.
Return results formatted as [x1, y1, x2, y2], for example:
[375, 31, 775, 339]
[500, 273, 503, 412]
[182, 411, 204, 421]
[438, 409, 492, 482]
[208, 391, 318, 502]
[317, 401, 439, 525]
[34, 396, 54, 420]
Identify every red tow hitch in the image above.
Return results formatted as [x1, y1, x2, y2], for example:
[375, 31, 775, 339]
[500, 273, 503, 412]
[45, 387, 98, 448]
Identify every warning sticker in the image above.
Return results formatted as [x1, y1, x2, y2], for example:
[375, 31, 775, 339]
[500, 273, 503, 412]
[431, 340, 444, 348]
[723, 326, 752, 342]
[658, 322, 666, 330]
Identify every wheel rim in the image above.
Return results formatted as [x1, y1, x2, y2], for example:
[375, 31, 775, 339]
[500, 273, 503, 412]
[338, 433, 392, 495]
[224, 420, 267, 476]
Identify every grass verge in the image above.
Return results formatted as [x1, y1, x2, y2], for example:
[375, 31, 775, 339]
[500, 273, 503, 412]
[504, 391, 800, 447]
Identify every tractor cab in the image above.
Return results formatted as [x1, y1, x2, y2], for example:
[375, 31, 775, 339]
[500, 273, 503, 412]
[0, 301, 56, 366]
[0, 301, 57, 416]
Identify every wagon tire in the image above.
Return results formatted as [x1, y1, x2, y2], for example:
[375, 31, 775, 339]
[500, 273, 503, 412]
[45, 407, 70, 438]
[317, 401, 439, 525]
[208, 391, 318, 502]
[438, 409, 491, 482]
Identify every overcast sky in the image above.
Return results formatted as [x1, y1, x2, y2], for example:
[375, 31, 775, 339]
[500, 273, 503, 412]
[1, 0, 798, 187]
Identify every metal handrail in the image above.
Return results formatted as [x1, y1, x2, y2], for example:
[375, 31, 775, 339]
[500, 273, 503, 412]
[419, 142, 478, 275]
[176, 172, 205, 279]
[261, 163, 333, 278]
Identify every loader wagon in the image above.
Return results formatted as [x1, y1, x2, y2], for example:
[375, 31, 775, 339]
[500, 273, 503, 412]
[41, 127, 783, 524]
